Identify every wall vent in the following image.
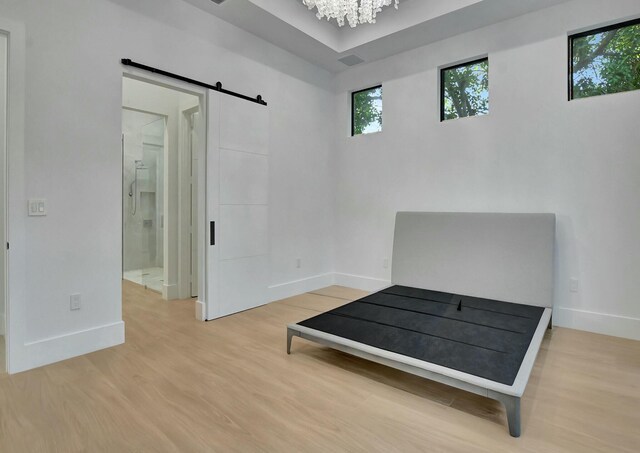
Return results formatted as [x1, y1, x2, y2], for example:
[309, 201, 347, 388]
[338, 55, 365, 66]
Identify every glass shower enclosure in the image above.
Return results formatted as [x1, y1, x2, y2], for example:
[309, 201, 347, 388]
[122, 109, 165, 293]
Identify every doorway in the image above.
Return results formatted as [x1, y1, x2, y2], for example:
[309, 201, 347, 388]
[121, 76, 202, 301]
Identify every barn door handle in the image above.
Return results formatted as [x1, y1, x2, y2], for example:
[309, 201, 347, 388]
[210, 221, 215, 246]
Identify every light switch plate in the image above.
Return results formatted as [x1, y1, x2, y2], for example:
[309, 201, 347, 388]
[28, 198, 47, 216]
[570, 278, 579, 293]
[70, 294, 81, 311]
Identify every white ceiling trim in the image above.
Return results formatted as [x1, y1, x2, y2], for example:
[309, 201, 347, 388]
[180, 0, 573, 72]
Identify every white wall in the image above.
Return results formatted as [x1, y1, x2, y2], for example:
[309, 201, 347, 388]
[333, 0, 640, 340]
[0, 33, 6, 336]
[0, 0, 335, 372]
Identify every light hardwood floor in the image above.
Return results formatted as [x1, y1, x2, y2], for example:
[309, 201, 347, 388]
[0, 281, 638, 452]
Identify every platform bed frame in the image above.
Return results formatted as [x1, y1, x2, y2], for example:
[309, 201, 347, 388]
[287, 212, 556, 437]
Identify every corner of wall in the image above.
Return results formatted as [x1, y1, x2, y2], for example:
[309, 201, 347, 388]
[333, 273, 391, 292]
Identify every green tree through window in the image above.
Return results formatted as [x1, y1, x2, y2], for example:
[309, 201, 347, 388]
[352, 86, 382, 135]
[571, 20, 640, 99]
[442, 59, 489, 121]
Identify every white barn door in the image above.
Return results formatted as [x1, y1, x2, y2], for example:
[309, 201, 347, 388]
[206, 92, 269, 320]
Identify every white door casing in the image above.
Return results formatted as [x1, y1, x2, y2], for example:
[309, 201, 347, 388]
[2, 18, 28, 373]
[190, 111, 199, 298]
[0, 33, 6, 341]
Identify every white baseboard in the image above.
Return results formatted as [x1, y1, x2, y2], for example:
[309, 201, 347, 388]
[195, 300, 206, 321]
[334, 273, 391, 292]
[0, 313, 5, 336]
[554, 307, 640, 341]
[163, 283, 179, 300]
[268, 273, 336, 302]
[11, 321, 125, 374]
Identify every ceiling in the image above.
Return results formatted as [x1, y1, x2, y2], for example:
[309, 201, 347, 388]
[181, 0, 572, 72]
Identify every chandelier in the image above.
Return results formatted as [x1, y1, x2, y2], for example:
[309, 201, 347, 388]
[303, 0, 400, 28]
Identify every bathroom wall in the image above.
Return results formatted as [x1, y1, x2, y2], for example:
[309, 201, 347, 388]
[146, 119, 165, 269]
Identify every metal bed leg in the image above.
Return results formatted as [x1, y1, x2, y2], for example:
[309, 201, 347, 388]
[287, 328, 296, 355]
[488, 391, 521, 437]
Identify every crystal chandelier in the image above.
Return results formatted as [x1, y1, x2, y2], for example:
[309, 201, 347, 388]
[303, 0, 400, 28]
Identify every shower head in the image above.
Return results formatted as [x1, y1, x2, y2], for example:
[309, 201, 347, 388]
[134, 160, 148, 170]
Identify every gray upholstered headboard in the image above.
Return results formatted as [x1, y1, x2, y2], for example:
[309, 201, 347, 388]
[391, 212, 555, 307]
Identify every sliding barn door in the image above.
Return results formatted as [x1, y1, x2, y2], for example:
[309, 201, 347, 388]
[206, 92, 269, 320]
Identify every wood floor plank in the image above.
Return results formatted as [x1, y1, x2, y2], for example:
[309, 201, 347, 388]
[275, 292, 351, 314]
[309, 285, 371, 301]
[0, 280, 637, 452]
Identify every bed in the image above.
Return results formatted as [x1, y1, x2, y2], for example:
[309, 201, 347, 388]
[287, 212, 555, 437]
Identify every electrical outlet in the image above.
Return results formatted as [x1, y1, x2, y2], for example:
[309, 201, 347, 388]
[570, 278, 579, 293]
[296, 258, 301, 269]
[70, 294, 81, 311]
[383, 258, 389, 269]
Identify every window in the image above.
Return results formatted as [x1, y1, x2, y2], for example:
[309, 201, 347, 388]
[570, 19, 640, 100]
[441, 58, 489, 121]
[351, 85, 382, 136]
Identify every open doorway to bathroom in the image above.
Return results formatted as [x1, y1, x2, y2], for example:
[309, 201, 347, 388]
[122, 76, 201, 301]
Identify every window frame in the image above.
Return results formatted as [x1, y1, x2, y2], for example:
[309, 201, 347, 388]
[440, 57, 489, 122]
[568, 17, 640, 101]
[351, 84, 383, 137]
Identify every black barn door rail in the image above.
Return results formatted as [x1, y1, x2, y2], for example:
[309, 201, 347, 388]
[122, 58, 267, 106]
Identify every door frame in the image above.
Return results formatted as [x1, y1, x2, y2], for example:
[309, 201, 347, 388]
[179, 105, 201, 299]
[1, 17, 27, 374]
[121, 70, 208, 319]
[0, 30, 7, 371]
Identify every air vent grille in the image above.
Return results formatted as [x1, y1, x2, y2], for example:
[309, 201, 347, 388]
[338, 55, 365, 66]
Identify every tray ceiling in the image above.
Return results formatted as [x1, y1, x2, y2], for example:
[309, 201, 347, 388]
[181, 0, 571, 72]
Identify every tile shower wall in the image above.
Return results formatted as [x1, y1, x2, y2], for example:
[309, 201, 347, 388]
[122, 110, 165, 273]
